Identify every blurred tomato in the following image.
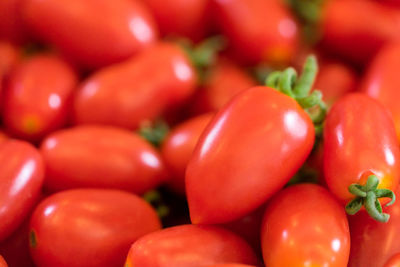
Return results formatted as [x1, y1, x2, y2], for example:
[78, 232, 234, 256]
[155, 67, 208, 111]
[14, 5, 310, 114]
[0, 255, 7, 267]
[0, 0, 26, 44]
[0, 42, 20, 107]
[385, 254, 400, 267]
[0, 131, 8, 145]
[206, 265, 256, 267]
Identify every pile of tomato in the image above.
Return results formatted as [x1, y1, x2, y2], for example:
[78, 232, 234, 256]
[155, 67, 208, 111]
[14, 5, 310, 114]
[1, 0, 400, 266]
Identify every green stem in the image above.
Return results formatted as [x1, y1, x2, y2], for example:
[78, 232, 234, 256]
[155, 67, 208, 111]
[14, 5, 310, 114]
[138, 120, 169, 147]
[293, 55, 318, 98]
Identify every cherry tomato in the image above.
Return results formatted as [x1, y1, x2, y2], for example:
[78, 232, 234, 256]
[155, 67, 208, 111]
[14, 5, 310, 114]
[0, 255, 7, 267]
[0, 140, 44, 242]
[385, 254, 400, 267]
[29, 189, 161, 267]
[261, 184, 350, 267]
[212, 0, 299, 65]
[0, 0, 26, 44]
[3, 54, 77, 142]
[361, 42, 400, 141]
[40, 125, 167, 194]
[124, 224, 260, 267]
[161, 113, 213, 194]
[73, 42, 197, 129]
[321, 0, 400, 65]
[186, 85, 314, 224]
[22, 0, 158, 69]
[323, 93, 400, 222]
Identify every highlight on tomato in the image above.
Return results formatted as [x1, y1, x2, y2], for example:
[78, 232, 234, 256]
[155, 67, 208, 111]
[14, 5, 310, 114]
[384, 253, 400, 267]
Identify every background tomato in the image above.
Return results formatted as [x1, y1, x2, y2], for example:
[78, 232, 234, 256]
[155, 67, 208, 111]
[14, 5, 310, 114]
[0, 0, 26, 44]
[206, 264, 256, 267]
[0, 255, 7, 267]
[385, 254, 400, 267]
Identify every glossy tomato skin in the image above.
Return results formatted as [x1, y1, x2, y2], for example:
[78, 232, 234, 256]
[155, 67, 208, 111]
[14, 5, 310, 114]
[40, 125, 167, 193]
[323, 93, 400, 204]
[3, 55, 77, 142]
[384, 254, 400, 267]
[186, 86, 315, 224]
[348, 188, 400, 267]
[361, 43, 400, 141]
[29, 189, 161, 267]
[22, 0, 158, 69]
[161, 113, 213, 194]
[261, 184, 350, 267]
[0, 140, 44, 242]
[0, 0, 26, 44]
[73, 42, 197, 129]
[212, 0, 299, 65]
[124, 224, 259, 267]
[0, 255, 7, 267]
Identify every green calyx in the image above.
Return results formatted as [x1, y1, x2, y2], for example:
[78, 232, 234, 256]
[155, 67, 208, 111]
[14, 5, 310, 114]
[138, 120, 169, 148]
[346, 175, 396, 223]
[29, 230, 38, 248]
[143, 190, 170, 218]
[265, 55, 327, 135]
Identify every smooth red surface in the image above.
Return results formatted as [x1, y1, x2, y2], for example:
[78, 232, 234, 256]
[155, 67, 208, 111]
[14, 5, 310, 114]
[323, 93, 400, 203]
[261, 184, 350, 267]
[29, 189, 161, 267]
[22, 0, 158, 69]
[161, 113, 213, 194]
[0, 140, 44, 242]
[0, 42, 20, 107]
[385, 254, 400, 267]
[0, 0, 26, 44]
[186, 86, 314, 224]
[73, 42, 197, 129]
[40, 125, 166, 193]
[3, 55, 77, 142]
[124, 225, 259, 267]
[0, 255, 7, 267]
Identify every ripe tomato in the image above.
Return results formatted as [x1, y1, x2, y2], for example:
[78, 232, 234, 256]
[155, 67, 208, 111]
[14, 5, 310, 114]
[261, 184, 350, 267]
[29, 189, 161, 267]
[0, 141, 44, 242]
[73, 42, 197, 129]
[186, 85, 314, 224]
[206, 265, 256, 267]
[3, 54, 77, 142]
[361, 42, 400, 141]
[124, 224, 259, 267]
[212, 0, 299, 65]
[161, 113, 213, 194]
[22, 0, 158, 69]
[0, 0, 26, 44]
[40, 125, 167, 194]
[323, 93, 400, 222]
[385, 254, 400, 267]
[0, 255, 7, 267]
[0, 131, 8, 145]
[0, 42, 20, 107]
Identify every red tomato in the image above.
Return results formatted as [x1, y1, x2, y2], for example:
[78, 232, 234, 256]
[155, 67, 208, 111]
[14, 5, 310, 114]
[124, 224, 259, 267]
[73, 42, 197, 129]
[385, 254, 400, 267]
[29, 189, 161, 267]
[206, 265, 256, 267]
[321, 0, 400, 65]
[361, 42, 400, 141]
[0, 42, 20, 107]
[323, 93, 400, 222]
[0, 0, 26, 44]
[141, 0, 211, 41]
[0, 140, 44, 242]
[0, 131, 8, 145]
[3, 54, 77, 142]
[261, 184, 350, 267]
[161, 113, 213, 194]
[22, 0, 158, 69]
[40, 125, 167, 194]
[186, 86, 314, 224]
[0, 255, 7, 267]
[212, 0, 299, 65]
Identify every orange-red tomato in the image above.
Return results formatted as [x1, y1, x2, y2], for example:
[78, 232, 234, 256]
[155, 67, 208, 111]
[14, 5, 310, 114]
[73, 42, 197, 129]
[0, 255, 6, 267]
[0, 0, 26, 44]
[3, 54, 77, 142]
[124, 225, 260, 267]
[22, 0, 158, 69]
[261, 184, 350, 267]
[40, 125, 167, 194]
[385, 254, 400, 267]
[206, 265, 256, 267]
[0, 131, 8, 146]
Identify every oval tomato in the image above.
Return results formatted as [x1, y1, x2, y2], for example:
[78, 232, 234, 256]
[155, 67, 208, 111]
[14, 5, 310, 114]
[124, 224, 259, 267]
[22, 0, 158, 69]
[40, 125, 167, 193]
[0, 255, 7, 267]
[385, 254, 400, 267]
[3, 54, 77, 142]
[29, 189, 161, 267]
[0, 140, 44, 242]
[73, 42, 197, 129]
[261, 184, 350, 267]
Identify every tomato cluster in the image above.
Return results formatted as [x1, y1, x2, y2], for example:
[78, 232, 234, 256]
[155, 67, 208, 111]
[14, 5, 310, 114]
[1, 0, 400, 267]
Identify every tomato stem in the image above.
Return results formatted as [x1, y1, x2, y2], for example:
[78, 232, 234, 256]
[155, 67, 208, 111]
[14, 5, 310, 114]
[29, 230, 38, 248]
[138, 120, 169, 147]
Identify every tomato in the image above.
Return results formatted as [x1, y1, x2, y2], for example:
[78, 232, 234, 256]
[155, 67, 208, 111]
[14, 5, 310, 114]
[40, 125, 166, 193]
[124, 224, 260, 267]
[261, 184, 350, 267]
[212, 0, 299, 65]
[22, 0, 158, 69]
[348, 187, 400, 267]
[161, 113, 213, 194]
[141, 0, 211, 41]
[3, 54, 77, 142]
[29, 189, 161, 267]
[73, 42, 197, 129]
[0, 131, 8, 145]
[385, 254, 400, 267]
[0, 140, 44, 242]
[0, 42, 20, 107]
[206, 265, 256, 267]
[0, 255, 7, 267]
[323, 93, 400, 222]
[0, 0, 26, 44]
[361, 43, 400, 141]
[321, 0, 400, 65]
